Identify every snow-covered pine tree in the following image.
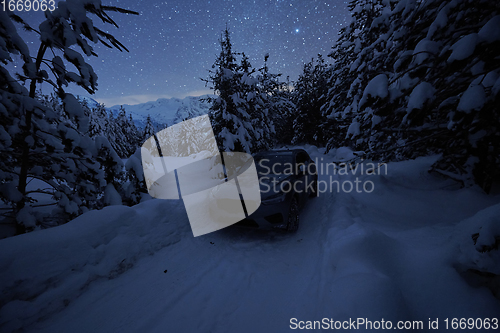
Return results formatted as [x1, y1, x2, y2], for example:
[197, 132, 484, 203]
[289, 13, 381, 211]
[234, 52, 277, 152]
[124, 148, 148, 205]
[385, 0, 500, 191]
[108, 106, 129, 158]
[174, 116, 219, 156]
[292, 55, 330, 145]
[205, 28, 278, 153]
[94, 136, 124, 207]
[0, 3, 137, 232]
[124, 112, 141, 156]
[105, 111, 118, 151]
[321, 0, 500, 191]
[38, 92, 65, 119]
[78, 96, 92, 120]
[88, 104, 138, 158]
[205, 27, 252, 153]
[88, 103, 108, 137]
[0, 10, 33, 229]
[321, 0, 391, 152]
[142, 115, 155, 143]
[268, 75, 295, 145]
[255, 53, 293, 149]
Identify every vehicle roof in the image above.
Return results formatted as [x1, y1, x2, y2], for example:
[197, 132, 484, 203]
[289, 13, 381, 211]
[253, 148, 307, 156]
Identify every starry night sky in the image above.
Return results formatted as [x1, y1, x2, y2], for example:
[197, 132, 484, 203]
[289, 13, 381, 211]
[18, 0, 349, 106]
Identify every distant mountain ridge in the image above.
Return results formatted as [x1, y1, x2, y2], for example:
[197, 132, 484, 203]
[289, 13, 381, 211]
[107, 95, 213, 129]
[77, 95, 213, 129]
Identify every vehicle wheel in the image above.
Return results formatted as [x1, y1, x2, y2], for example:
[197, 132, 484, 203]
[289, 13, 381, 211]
[309, 177, 318, 198]
[286, 197, 299, 232]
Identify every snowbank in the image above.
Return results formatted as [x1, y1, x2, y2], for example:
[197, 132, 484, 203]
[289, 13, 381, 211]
[454, 203, 500, 276]
[0, 199, 188, 331]
[1, 152, 499, 333]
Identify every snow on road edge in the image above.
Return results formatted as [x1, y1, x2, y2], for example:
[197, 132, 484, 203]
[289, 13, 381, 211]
[0, 199, 189, 331]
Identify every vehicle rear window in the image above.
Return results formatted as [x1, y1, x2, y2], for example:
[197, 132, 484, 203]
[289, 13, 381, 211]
[255, 153, 294, 175]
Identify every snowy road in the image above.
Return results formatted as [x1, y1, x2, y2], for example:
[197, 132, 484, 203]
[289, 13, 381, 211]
[1, 147, 499, 332]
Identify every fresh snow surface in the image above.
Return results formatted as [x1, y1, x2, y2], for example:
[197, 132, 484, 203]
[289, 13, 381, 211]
[478, 15, 500, 43]
[458, 85, 486, 113]
[345, 121, 361, 139]
[1, 146, 499, 332]
[360, 74, 388, 107]
[104, 184, 123, 206]
[447, 33, 478, 62]
[413, 39, 439, 65]
[407, 82, 435, 112]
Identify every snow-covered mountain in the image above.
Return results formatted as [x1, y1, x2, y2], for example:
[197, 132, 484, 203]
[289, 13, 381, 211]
[107, 95, 213, 129]
[77, 96, 100, 109]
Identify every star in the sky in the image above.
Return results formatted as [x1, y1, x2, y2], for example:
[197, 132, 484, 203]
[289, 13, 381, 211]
[16, 0, 349, 105]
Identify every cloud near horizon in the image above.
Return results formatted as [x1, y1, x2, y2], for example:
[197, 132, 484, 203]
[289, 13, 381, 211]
[95, 89, 214, 107]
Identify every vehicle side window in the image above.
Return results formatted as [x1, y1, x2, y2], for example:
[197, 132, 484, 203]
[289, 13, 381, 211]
[296, 152, 309, 174]
[308, 158, 316, 174]
[296, 152, 308, 165]
[295, 154, 300, 166]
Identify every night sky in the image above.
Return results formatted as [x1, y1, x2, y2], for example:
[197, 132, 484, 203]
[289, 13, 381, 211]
[17, 0, 349, 106]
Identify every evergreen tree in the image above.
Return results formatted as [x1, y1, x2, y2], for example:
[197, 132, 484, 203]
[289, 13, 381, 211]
[124, 148, 148, 205]
[233, 53, 275, 152]
[269, 75, 295, 145]
[94, 136, 125, 207]
[108, 106, 129, 158]
[385, 0, 500, 191]
[204, 28, 280, 153]
[258, 54, 295, 147]
[88, 104, 139, 158]
[0, 3, 137, 232]
[143, 115, 155, 143]
[322, 0, 390, 151]
[89, 103, 108, 137]
[321, 0, 500, 191]
[124, 112, 141, 156]
[205, 27, 251, 152]
[292, 55, 330, 145]
[78, 97, 92, 120]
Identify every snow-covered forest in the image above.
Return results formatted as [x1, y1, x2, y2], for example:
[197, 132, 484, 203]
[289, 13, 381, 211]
[204, 0, 500, 194]
[2, 0, 499, 232]
[1, 0, 499, 331]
